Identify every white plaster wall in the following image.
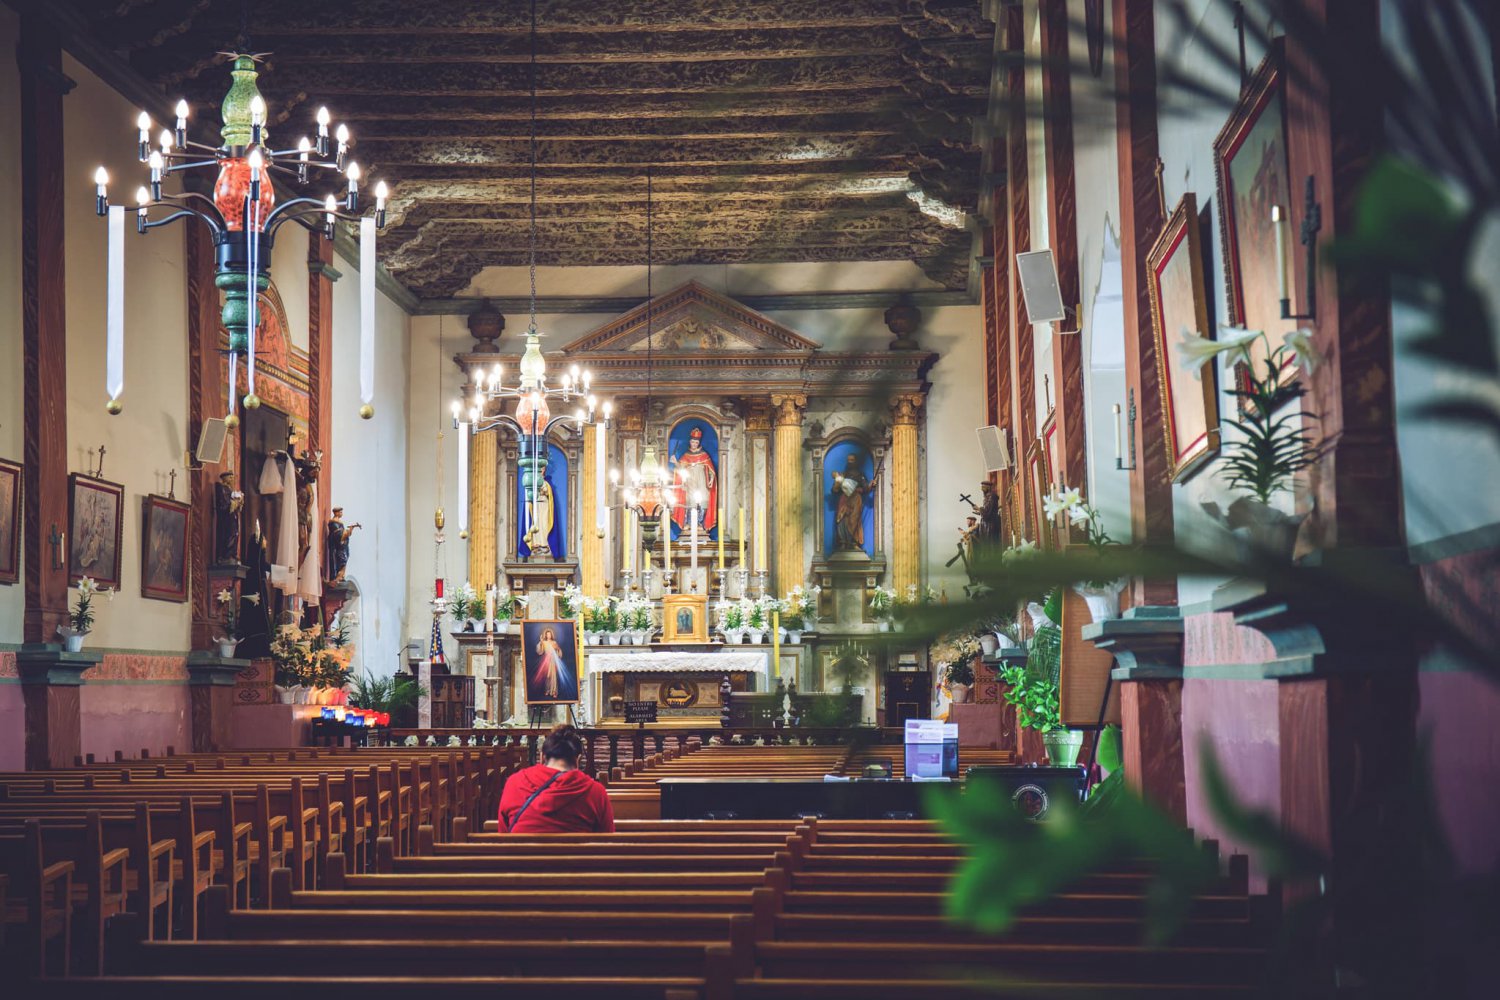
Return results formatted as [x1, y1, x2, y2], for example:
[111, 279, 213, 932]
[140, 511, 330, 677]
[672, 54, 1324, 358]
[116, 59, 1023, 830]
[331, 249, 411, 678]
[63, 53, 192, 651]
[0, 7, 24, 640]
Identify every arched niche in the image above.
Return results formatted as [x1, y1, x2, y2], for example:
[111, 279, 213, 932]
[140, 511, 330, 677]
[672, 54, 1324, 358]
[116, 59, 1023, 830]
[816, 429, 881, 560]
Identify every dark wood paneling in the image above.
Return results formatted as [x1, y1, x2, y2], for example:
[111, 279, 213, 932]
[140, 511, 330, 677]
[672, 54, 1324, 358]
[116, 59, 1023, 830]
[1005, 4, 1037, 537]
[308, 235, 336, 536]
[186, 220, 222, 650]
[1040, 0, 1087, 492]
[1111, 0, 1174, 604]
[19, 15, 71, 644]
[1120, 678, 1185, 824]
[23, 682, 81, 771]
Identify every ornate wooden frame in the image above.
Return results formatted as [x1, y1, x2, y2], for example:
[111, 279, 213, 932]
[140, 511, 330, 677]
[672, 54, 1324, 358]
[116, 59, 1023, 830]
[140, 493, 191, 602]
[661, 593, 709, 644]
[1148, 193, 1221, 481]
[0, 457, 19, 585]
[67, 473, 124, 590]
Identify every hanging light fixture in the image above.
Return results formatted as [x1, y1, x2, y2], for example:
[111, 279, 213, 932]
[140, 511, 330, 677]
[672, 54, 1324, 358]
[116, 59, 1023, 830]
[94, 39, 386, 422]
[455, 0, 606, 557]
[610, 167, 684, 540]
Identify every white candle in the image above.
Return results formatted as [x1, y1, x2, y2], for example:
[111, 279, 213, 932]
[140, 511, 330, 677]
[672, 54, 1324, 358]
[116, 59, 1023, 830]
[485, 586, 495, 629]
[662, 506, 672, 574]
[1271, 204, 1287, 301]
[691, 507, 699, 572]
[359, 216, 376, 414]
[106, 205, 125, 407]
[457, 423, 469, 533]
[1112, 403, 1122, 463]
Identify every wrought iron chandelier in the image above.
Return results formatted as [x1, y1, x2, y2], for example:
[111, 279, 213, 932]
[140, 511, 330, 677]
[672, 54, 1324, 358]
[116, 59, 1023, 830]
[94, 49, 386, 424]
[453, 0, 607, 555]
[609, 167, 691, 539]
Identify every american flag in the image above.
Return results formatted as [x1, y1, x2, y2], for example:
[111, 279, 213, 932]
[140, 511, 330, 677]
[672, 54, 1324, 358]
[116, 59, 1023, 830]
[428, 615, 447, 670]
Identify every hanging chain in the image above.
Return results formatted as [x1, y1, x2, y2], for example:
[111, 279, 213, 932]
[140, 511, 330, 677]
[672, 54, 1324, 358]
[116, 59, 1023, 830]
[645, 166, 653, 428]
[527, 0, 539, 336]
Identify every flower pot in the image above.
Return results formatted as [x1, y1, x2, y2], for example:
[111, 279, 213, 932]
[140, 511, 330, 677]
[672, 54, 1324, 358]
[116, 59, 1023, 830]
[746, 629, 764, 644]
[275, 685, 293, 704]
[608, 632, 622, 645]
[1205, 497, 1309, 563]
[63, 633, 86, 653]
[787, 630, 802, 645]
[635, 630, 651, 645]
[1073, 578, 1126, 624]
[216, 639, 239, 658]
[979, 633, 999, 656]
[878, 620, 891, 633]
[949, 682, 971, 705]
[1043, 729, 1085, 767]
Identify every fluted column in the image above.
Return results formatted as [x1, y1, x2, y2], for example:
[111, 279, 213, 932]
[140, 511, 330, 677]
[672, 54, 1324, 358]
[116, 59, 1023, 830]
[771, 394, 807, 594]
[468, 429, 499, 590]
[890, 394, 924, 593]
[580, 425, 603, 595]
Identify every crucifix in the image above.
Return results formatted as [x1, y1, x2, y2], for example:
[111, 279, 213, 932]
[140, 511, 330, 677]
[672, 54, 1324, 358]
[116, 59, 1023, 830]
[1232, 2, 1248, 90]
[91, 445, 107, 478]
[167, 469, 177, 500]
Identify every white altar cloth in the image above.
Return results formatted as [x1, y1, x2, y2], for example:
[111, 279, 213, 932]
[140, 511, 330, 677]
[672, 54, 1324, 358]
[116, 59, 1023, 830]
[586, 649, 771, 719]
[586, 649, 770, 676]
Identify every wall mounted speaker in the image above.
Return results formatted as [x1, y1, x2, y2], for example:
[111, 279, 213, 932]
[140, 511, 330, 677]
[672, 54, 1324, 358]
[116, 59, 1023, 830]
[976, 425, 1010, 472]
[1015, 249, 1068, 324]
[195, 417, 228, 465]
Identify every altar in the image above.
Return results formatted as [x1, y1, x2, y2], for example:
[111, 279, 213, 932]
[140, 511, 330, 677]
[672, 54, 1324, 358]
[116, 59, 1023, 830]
[588, 647, 770, 725]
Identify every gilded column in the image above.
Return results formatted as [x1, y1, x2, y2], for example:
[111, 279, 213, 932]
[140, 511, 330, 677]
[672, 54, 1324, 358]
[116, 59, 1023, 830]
[468, 428, 499, 590]
[771, 394, 807, 594]
[890, 394, 924, 594]
[580, 425, 603, 595]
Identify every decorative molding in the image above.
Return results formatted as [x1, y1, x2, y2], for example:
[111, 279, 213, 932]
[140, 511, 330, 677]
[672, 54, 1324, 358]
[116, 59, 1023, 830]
[412, 288, 978, 316]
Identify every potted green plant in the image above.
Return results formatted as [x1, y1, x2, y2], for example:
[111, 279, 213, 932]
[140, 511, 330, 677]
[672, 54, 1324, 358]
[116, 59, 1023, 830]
[211, 587, 259, 658]
[349, 672, 426, 729]
[1001, 589, 1083, 766]
[445, 582, 482, 631]
[869, 585, 896, 630]
[1043, 486, 1125, 622]
[746, 599, 767, 643]
[1181, 326, 1319, 561]
[57, 577, 108, 652]
[719, 599, 746, 643]
[946, 657, 976, 705]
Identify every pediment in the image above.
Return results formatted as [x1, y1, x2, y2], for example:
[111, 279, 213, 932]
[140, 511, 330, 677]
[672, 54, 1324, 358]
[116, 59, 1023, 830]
[560, 281, 822, 356]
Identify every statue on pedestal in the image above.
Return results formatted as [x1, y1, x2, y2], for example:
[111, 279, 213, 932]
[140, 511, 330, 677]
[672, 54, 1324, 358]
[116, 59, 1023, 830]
[213, 470, 244, 566]
[324, 506, 361, 585]
[971, 480, 1002, 548]
[829, 452, 878, 552]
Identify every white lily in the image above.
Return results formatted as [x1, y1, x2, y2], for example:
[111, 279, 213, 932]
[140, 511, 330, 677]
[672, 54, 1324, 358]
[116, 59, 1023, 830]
[1067, 503, 1092, 526]
[216, 588, 233, 604]
[1282, 327, 1322, 373]
[1176, 326, 1262, 370]
[245, 593, 261, 605]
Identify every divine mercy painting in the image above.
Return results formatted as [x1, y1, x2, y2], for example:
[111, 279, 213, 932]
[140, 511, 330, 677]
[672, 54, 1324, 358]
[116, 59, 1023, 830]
[523, 619, 579, 705]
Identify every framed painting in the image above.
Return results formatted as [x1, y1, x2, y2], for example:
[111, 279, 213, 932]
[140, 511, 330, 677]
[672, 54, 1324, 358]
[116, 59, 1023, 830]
[141, 494, 191, 602]
[661, 593, 708, 643]
[1148, 193, 1222, 481]
[1213, 42, 1294, 388]
[1025, 441, 1054, 550]
[68, 473, 124, 589]
[522, 619, 580, 705]
[0, 458, 19, 585]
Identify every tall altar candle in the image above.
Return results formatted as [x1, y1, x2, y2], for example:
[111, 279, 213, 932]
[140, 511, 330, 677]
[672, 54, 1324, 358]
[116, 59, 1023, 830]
[754, 504, 767, 573]
[484, 586, 495, 631]
[662, 507, 672, 576]
[691, 508, 699, 572]
[771, 610, 781, 678]
[738, 507, 746, 567]
[717, 506, 725, 571]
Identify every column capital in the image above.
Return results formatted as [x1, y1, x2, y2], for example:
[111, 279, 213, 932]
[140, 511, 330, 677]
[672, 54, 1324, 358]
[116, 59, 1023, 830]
[889, 393, 925, 426]
[770, 394, 807, 427]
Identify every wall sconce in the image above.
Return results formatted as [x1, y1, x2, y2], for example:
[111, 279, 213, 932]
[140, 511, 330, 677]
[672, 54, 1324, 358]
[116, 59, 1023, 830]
[1274, 174, 1321, 322]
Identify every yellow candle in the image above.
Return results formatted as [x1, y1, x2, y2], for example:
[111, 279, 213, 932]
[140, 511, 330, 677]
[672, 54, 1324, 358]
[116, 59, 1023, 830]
[645, 548, 651, 573]
[623, 509, 633, 574]
[754, 504, 767, 573]
[738, 507, 746, 567]
[662, 509, 671, 573]
[717, 507, 726, 570]
[772, 609, 781, 677]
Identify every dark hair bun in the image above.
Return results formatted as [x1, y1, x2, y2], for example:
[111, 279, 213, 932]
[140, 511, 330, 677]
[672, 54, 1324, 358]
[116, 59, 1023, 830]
[541, 724, 585, 764]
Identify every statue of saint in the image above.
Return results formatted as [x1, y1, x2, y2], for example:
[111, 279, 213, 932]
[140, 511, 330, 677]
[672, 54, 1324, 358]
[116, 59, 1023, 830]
[971, 480, 1002, 547]
[829, 452, 877, 551]
[523, 478, 555, 558]
[670, 427, 717, 534]
[324, 507, 361, 585]
[213, 470, 244, 566]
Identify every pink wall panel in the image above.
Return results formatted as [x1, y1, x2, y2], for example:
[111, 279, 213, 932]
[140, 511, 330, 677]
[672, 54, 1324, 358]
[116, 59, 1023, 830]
[1182, 677, 1281, 892]
[1419, 669, 1500, 874]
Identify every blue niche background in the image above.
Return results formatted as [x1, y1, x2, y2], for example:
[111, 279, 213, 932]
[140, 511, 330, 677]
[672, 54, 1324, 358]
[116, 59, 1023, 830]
[666, 417, 720, 542]
[516, 440, 568, 560]
[822, 439, 876, 558]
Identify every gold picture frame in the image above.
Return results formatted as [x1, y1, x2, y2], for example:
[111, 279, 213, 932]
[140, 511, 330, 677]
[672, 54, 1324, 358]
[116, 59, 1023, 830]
[1148, 192, 1222, 481]
[660, 593, 709, 643]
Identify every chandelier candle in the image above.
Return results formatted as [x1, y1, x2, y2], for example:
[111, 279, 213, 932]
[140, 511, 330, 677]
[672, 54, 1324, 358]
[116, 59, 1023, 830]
[95, 53, 386, 424]
[457, 421, 469, 534]
[359, 216, 376, 418]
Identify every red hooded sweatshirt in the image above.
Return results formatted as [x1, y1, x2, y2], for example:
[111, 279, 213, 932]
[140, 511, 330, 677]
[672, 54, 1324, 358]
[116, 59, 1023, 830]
[497, 764, 615, 834]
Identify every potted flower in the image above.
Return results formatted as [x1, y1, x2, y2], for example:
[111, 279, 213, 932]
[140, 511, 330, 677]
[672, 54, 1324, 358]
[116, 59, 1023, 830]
[446, 582, 482, 631]
[57, 577, 108, 652]
[211, 588, 250, 658]
[626, 596, 654, 644]
[720, 600, 745, 643]
[1042, 486, 1125, 622]
[1000, 590, 1082, 766]
[946, 657, 976, 705]
[492, 587, 526, 629]
[781, 585, 820, 643]
[746, 598, 767, 643]
[869, 585, 897, 630]
[1181, 326, 1319, 561]
[555, 583, 583, 621]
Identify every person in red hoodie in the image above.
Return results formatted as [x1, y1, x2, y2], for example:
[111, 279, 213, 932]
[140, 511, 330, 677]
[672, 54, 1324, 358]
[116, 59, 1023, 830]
[498, 724, 615, 834]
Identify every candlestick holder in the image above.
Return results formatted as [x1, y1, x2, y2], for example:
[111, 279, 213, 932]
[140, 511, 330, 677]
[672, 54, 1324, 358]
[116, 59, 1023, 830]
[753, 569, 768, 599]
[714, 567, 728, 600]
[639, 567, 655, 598]
[619, 570, 635, 596]
[732, 566, 749, 600]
